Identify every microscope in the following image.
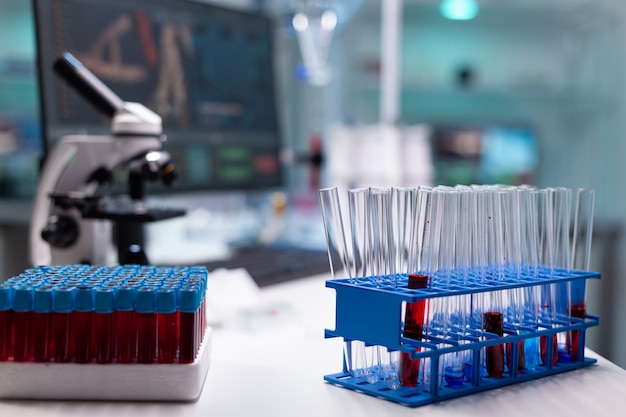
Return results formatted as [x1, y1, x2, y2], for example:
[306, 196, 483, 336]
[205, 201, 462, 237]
[30, 52, 185, 266]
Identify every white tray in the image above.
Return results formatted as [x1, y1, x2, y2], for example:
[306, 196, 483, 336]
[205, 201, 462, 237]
[0, 327, 212, 401]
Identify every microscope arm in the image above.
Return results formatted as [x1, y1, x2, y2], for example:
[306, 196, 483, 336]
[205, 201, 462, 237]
[30, 136, 119, 266]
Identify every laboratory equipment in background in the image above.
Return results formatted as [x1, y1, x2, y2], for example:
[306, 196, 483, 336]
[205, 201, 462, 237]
[30, 52, 185, 266]
[33, 0, 283, 197]
[326, 123, 433, 191]
[430, 124, 539, 186]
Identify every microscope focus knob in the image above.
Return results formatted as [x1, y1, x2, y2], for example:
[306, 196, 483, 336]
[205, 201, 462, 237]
[41, 215, 80, 249]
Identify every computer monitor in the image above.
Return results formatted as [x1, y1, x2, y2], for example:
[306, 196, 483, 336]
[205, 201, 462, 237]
[431, 124, 539, 186]
[32, 0, 283, 194]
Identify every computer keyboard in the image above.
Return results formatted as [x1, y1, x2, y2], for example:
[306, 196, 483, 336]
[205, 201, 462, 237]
[200, 245, 334, 287]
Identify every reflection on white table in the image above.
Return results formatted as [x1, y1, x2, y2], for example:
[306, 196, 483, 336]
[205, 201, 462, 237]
[1, 271, 625, 417]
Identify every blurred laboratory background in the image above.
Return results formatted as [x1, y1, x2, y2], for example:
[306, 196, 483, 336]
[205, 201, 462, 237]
[1, 0, 625, 368]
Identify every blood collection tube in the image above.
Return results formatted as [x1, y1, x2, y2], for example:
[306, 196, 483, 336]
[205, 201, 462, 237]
[400, 274, 428, 387]
[12, 286, 34, 362]
[184, 277, 204, 351]
[33, 286, 54, 362]
[53, 286, 74, 362]
[115, 286, 136, 363]
[178, 285, 199, 363]
[0, 286, 12, 361]
[198, 273, 208, 342]
[73, 286, 95, 363]
[136, 286, 156, 364]
[483, 311, 504, 378]
[94, 287, 115, 364]
[156, 288, 178, 363]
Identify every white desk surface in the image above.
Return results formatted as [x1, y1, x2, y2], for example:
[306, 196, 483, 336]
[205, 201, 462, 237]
[1, 272, 626, 416]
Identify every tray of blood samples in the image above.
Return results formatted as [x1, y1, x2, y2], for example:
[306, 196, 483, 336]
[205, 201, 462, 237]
[0, 264, 210, 401]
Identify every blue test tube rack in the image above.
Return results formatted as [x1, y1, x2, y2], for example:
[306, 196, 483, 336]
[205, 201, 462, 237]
[324, 267, 600, 407]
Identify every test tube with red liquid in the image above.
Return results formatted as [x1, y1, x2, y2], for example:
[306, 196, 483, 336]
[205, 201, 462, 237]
[73, 286, 95, 363]
[178, 285, 199, 363]
[570, 189, 594, 361]
[136, 286, 157, 364]
[33, 286, 54, 362]
[483, 189, 505, 378]
[156, 288, 178, 363]
[12, 286, 34, 362]
[115, 286, 137, 363]
[483, 308, 504, 377]
[551, 188, 573, 362]
[1, 264, 208, 366]
[0, 286, 12, 361]
[94, 287, 115, 364]
[391, 184, 419, 381]
[53, 286, 74, 362]
[400, 274, 428, 387]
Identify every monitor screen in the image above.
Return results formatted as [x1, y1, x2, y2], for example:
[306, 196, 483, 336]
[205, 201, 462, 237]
[32, 0, 283, 193]
[431, 124, 539, 186]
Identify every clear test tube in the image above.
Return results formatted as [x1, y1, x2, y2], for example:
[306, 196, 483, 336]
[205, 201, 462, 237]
[368, 187, 394, 287]
[520, 188, 541, 371]
[368, 187, 398, 388]
[0, 286, 13, 361]
[471, 185, 491, 382]
[538, 188, 558, 367]
[420, 189, 444, 391]
[552, 187, 573, 362]
[348, 188, 371, 281]
[569, 188, 595, 361]
[440, 189, 467, 388]
[483, 188, 505, 378]
[391, 186, 418, 285]
[471, 186, 488, 331]
[500, 187, 525, 374]
[319, 187, 359, 378]
[457, 186, 477, 382]
[346, 187, 370, 378]
[318, 187, 351, 281]
[412, 187, 432, 276]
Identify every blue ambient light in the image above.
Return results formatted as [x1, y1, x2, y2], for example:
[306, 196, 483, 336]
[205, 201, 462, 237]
[440, 0, 480, 21]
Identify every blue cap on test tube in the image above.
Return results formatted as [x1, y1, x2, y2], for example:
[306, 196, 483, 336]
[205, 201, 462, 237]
[136, 286, 156, 313]
[156, 288, 177, 314]
[34, 286, 54, 313]
[95, 287, 115, 314]
[13, 286, 34, 312]
[53, 287, 75, 313]
[74, 286, 95, 312]
[115, 286, 135, 311]
[0, 286, 11, 311]
[178, 286, 200, 313]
